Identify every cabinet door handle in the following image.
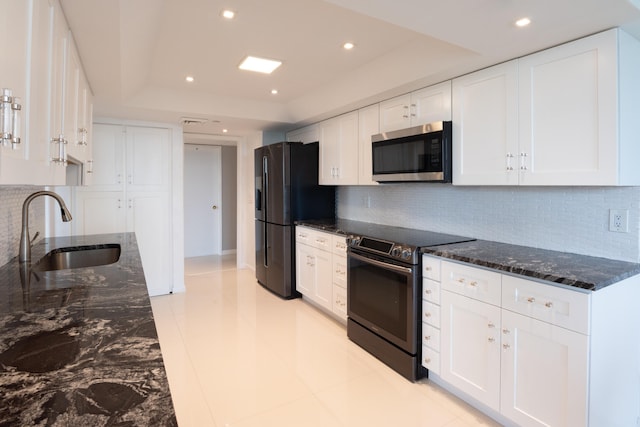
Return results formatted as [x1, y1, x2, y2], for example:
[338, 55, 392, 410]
[527, 297, 535, 303]
[506, 153, 514, 171]
[545, 301, 553, 308]
[488, 322, 495, 328]
[425, 266, 432, 271]
[503, 344, 511, 350]
[520, 152, 528, 171]
[503, 329, 510, 335]
[424, 312, 431, 318]
[488, 337, 495, 343]
[117, 199, 122, 209]
[425, 289, 432, 294]
[424, 358, 431, 364]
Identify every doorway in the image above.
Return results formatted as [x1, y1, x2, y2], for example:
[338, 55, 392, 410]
[184, 144, 222, 257]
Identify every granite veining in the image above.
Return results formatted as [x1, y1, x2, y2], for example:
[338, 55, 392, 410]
[0, 233, 177, 426]
[421, 239, 640, 291]
[297, 220, 640, 291]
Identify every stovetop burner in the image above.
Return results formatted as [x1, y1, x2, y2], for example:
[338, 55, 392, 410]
[343, 220, 474, 264]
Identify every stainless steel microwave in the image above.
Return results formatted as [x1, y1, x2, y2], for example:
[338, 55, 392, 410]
[371, 121, 452, 183]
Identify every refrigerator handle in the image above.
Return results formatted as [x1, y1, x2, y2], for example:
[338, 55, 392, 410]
[263, 155, 268, 268]
[255, 189, 261, 211]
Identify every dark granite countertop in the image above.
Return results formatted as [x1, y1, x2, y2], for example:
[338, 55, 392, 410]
[0, 233, 177, 426]
[297, 220, 640, 291]
[421, 239, 640, 291]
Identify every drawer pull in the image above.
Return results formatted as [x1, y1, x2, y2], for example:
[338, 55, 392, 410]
[457, 278, 465, 283]
[425, 358, 431, 364]
[503, 344, 511, 350]
[488, 337, 495, 343]
[425, 266, 432, 271]
[469, 281, 478, 287]
[425, 289, 432, 294]
[527, 297, 535, 303]
[503, 329, 510, 335]
[425, 312, 431, 318]
[424, 335, 431, 341]
[545, 301, 553, 308]
[488, 322, 495, 328]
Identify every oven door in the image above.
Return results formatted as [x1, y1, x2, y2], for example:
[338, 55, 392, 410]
[347, 248, 419, 354]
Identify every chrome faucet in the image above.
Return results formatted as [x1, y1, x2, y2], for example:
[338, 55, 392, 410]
[19, 191, 72, 263]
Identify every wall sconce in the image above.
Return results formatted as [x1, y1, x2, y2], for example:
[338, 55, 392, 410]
[0, 88, 22, 149]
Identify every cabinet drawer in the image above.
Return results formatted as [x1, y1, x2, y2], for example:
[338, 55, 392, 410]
[311, 230, 332, 251]
[423, 278, 441, 304]
[295, 226, 316, 246]
[332, 255, 347, 288]
[422, 345, 440, 375]
[502, 275, 590, 334]
[296, 227, 332, 251]
[333, 285, 347, 320]
[441, 261, 502, 306]
[422, 255, 441, 281]
[332, 235, 348, 255]
[422, 322, 440, 352]
[422, 300, 441, 328]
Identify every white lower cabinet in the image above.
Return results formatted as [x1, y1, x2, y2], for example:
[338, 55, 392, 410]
[295, 226, 348, 321]
[500, 309, 588, 427]
[441, 290, 502, 411]
[436, 259, 590, 427]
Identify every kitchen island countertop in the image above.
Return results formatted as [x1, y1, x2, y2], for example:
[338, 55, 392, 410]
[0, 232, 177, 426]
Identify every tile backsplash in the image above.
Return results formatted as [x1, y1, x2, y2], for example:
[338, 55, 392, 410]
[337, 185, 640, 263]
[0, 186, 45, 266]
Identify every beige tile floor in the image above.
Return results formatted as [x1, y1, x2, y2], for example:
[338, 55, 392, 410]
[151, 255, 501, 427]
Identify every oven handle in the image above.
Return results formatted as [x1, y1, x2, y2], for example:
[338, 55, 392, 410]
[348, 251, 413, 274]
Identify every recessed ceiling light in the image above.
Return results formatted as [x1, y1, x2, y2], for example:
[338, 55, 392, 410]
[185, 76, 195, 83]
[222, 9, 235, 19]
[343, 42, 355, 50]
[238, 56, 282, 74]
[515, 17, 531, 27]
[222, 129, 228, 133]
[271, 89, 278, 95]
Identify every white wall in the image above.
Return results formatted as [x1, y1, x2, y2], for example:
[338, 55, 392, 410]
[338, 185, 640, 263]
[237, 132, 262, 270]
[221, 146, 237, 252]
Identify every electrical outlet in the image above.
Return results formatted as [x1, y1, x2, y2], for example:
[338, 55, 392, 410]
[609, 209, 629, 233]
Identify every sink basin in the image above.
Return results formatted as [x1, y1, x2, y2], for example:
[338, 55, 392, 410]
[34, 244, 121, 272]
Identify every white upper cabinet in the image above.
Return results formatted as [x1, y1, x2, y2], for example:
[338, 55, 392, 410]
[357, 104, 379, 185]
[453, 28, 640, 186]
[518, 29, 621, 185]
[452, 61, 519, 185]
[379, 81, 452, 133]
[0, 0, 39, 184]
[0, 0, 91, 186]
[318, 111, 359, 185]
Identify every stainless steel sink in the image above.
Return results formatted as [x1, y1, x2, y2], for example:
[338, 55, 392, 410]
[34, 244, 121, 272]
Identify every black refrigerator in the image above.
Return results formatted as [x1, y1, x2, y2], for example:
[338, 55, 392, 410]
[255, 141, 335, 298]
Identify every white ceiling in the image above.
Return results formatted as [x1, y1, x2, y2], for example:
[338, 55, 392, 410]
[60, 0, 640, 137]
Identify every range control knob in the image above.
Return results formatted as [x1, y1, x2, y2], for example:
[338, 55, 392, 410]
[347, 235, 361, 246]
[391, 246, 402, 257]
[401, 249, 413, 260]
